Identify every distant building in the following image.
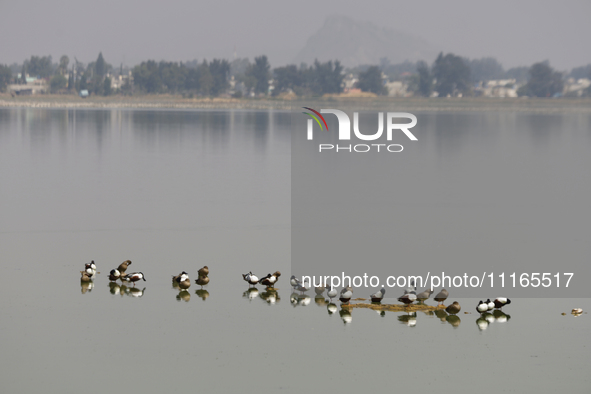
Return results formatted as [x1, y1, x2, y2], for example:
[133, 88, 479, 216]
[385, 81, 409, 97]
[564, 78, 590, 97]
[8, 75, 47, 95]
[475, 79, 518, 98]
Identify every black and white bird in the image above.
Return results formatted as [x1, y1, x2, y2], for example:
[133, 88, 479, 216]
[109, 269, 121, 281]
[260, 271, 281, 288]
[85, 261, 97, 275]
[398, 292, 416, 306]
[326, 285, 338, 301]
[121, 272, 146, 286]
[493, 297, 511, 309]
[242, 272, 259, 287]
[174, 272, 191, 290]
[339, 286, 354, 303]
[486, 299, 495, 311]
[476, 300, 489, 314]
[433, 289, 449, 306]
[370, 287, 386, 303]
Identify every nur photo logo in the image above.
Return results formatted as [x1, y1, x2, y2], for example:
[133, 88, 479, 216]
[302, 107, 418, 152]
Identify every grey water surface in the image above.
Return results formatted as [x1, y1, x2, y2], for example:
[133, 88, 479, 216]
[0, 108, 588, 393]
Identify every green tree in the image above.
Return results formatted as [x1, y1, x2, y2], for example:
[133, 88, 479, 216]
[247, 55, 270, 95]
[518, 62, 564, 97]
[49, 74, 67, 93]
[20, 64, 27, 84]
[25, 55, 53, 78]
[209, 59, 230, 96]
[416, 61, 433, 97]
[103, 77, 112, 95]
[95, 52, 106, 78]
[272, 65, 302, 96]
[467, 57, 505, 83]
[58, 55, 69, 75]
[0, 64, 12, 92]
[198, 60, 213, 96]
[357, 65, 387, 95]
[132, 60, 161, 93]
[311, 60, 344, 95]
[432, 52, 471, 97]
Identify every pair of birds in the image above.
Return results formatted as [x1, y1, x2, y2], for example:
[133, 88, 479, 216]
[398, 286, 449, 306]
[172, 266, 210, 290]
[243, 271, 281, 288]
[108, 260, 146, 286]
[476, 298, 511, 314]
[80, 260, 98, 282]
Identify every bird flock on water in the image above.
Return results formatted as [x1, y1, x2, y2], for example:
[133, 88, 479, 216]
[80, 263, 514, 327]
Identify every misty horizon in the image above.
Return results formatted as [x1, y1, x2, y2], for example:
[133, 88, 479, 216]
[1, 0, 590, 71]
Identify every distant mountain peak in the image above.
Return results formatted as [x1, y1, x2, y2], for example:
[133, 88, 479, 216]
[293, 15, 439, 67]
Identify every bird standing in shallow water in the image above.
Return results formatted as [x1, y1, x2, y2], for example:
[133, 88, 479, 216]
[173, 272, 191, 290]
[476, 300, 488, 314]
[416, 289, 434, 303]
[242, 272, 259, 287]
[370, 287, 386, 303]
[398, 293, 416, 307]
[494, 297, 511, 309]
[314, 283, 325, 296]
[290, 275, 301, 291]
[198, 266, 209, 277]
[326, 285, 338, 301]
[109, 269, 121, 282]
[117, 260, 132, 274]
[80, 272, 92, 282]
[295, 279, 310, 294]
[195, 275, 209, 288]
[445, 301, 461, 315]
[85, 261, 97, 275]
[339, 286, 353, 303]
[121, 272, 146, 286]
[433, 289, 449, 306]
[260, 271, 281, 289]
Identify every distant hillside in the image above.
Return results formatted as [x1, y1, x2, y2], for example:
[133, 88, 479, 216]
[293, 15, 439, 67]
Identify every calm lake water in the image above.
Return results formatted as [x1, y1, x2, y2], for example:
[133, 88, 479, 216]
[0, 107, 589, 393]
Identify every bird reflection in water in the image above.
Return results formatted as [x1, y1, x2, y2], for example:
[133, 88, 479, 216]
[433, 308, 448, 322]
[314, 295, 329, 306]
[243, 287, 259, 302]
[298, 294, 311, 306]
[477, 310, 510, 330]
[109, 282, 122, 296]
[126, 286, 146, 298]
[259, 289, 279, 305]
[176, 290, 191, 302]
[339, 307, 352, 324]
[195, 289, 209, 301]
[327, 303, 338, 315]
[80, 280, 94, 294]
[398, 312, 417, 327]
[446, 315, 461, 328]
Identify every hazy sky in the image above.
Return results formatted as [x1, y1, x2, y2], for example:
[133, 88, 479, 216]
[1, 0, 589, 70]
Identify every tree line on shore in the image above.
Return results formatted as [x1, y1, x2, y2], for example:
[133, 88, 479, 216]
[1, 52, 590, 98]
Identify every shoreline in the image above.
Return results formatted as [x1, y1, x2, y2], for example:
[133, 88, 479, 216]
[1, 94, 591, 112]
